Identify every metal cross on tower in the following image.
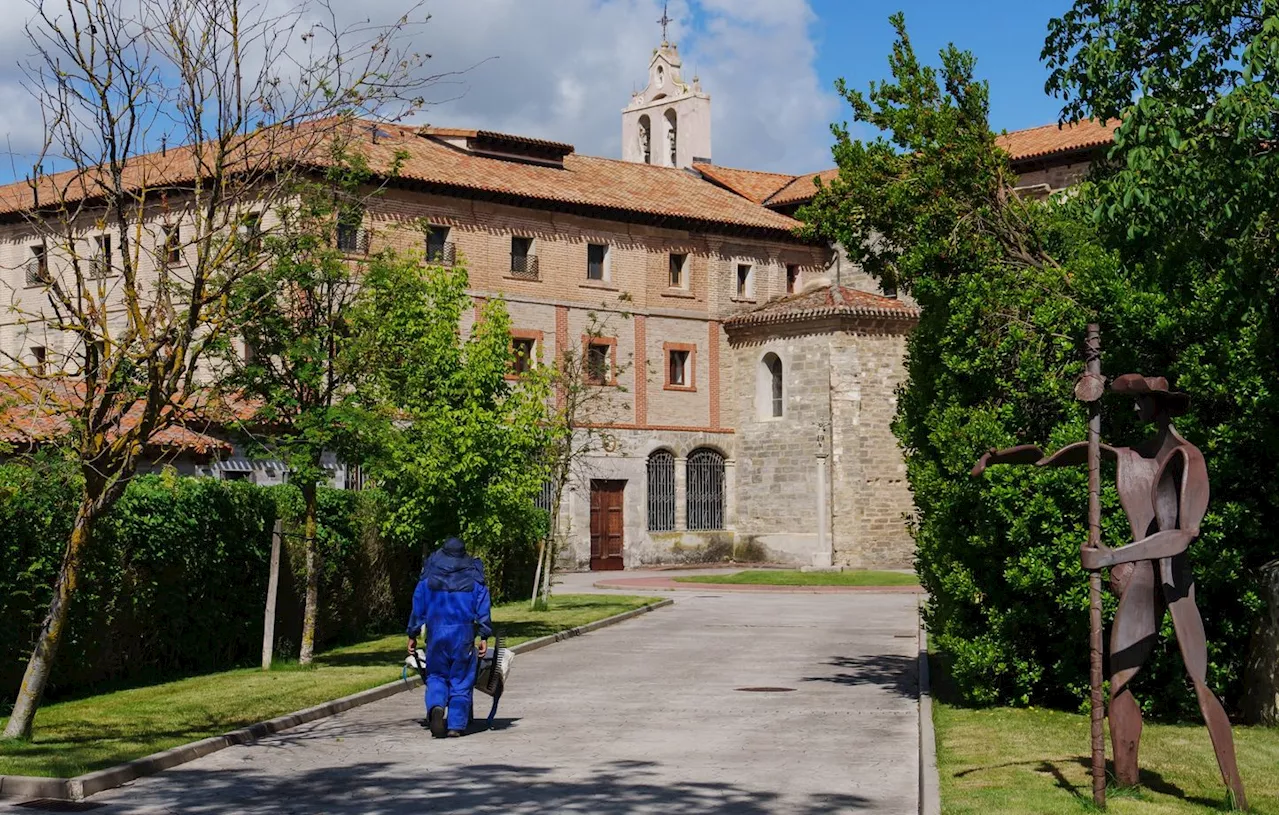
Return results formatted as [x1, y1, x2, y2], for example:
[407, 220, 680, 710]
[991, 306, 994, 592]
[658, 2, 672, 42]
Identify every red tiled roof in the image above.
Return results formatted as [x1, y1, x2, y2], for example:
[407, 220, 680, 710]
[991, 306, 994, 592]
[0, 119, 806, 237]
[694, 163, 796, 204]
[995, 118, 1118, 162]
[765, 168, 841, 208]
[724, 284, 918, 329]
[0, 377, 245, 455]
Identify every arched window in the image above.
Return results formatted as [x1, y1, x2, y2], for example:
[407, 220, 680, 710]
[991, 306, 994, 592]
[758, 353, 784, 419]
[638, 115, 652, 164]
[646, 449, 676, 531]
[686, 448, 725, 530]
[664, 109, 678, 166]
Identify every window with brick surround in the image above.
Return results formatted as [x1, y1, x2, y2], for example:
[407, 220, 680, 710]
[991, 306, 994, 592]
[586, 341, 613, 384]
[587, 243, 608, 281]
[31, 345, 46, 375]
[736, 263, 754, 299]
[669, 253, 687, 288]
[426, 226, 454, 265]
[511, 337, 536, 375]
[26, 244, 48, 286]
[664, 342, 696, 390]
[510, 236, 537, 279]
[336, 207, 364, 253]
[238, 212, 262, 254]
[786, 264, 799, 294]
[91, 234, 113, 277]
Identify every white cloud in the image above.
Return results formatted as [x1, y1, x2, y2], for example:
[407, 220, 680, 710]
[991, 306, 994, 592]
[0, 0, 840, 180]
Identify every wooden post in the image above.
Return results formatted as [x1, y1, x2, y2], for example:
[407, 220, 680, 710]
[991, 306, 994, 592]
[262, 519, 283, 671]
[1084, 323, 1106, 808]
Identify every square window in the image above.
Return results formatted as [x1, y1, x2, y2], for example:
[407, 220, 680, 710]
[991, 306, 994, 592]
[786, 264, 799, 294]
[587, 243, 608, 281]
[427, 226, 452, 264]
[586, 342, 612, 384]
[668, 349, 689, 386]
[669, 253, 687, 288]
[736, 263, 753, 298]
[162, 224, 182, 265]
[512, 337, 536, 375]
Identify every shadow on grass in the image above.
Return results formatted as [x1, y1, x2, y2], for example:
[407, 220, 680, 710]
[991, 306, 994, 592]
[803, 654, 919, 699]
[88, 758, 877, 813]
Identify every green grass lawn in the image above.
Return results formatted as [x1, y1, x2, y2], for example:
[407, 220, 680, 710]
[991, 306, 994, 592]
[936, 702, 1279, 814]
[0, 594, 657, 778]
[672, 569, 920, 587]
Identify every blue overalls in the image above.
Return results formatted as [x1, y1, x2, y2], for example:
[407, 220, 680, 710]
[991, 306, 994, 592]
[406, 538, 493, 732]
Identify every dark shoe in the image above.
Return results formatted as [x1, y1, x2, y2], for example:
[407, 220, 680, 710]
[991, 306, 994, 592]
[447, 730, 462, 738]
[428, 706, 446, 738]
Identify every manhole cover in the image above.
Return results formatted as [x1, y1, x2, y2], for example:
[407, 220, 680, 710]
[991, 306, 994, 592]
[15, 801, 106, 812]
[734, 686, 796, 693]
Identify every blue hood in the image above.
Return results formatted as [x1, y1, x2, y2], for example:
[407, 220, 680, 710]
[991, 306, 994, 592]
[422, 537, 486, 592]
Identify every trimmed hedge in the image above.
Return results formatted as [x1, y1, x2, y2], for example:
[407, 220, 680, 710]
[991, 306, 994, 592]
[0, 464, 415, 709]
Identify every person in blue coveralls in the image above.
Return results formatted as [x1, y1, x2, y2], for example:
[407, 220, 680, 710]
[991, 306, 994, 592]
[406, 537, 494, 738]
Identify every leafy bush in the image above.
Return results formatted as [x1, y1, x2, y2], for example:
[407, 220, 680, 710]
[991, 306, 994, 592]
[0, 466, 415, 709]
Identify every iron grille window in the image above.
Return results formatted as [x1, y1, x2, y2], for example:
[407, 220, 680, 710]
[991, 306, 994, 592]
[686, 448, 725, 531]
[510, 236, 538, 279]
[587, 243, 607, 281]
[26, 245, 48, 286]
[344, 464, 367, 491]
[336, 210, 365, 253]
[647, 450, 676, 531]
[426, 226, 455, 266]
[535, 479, 557, 529]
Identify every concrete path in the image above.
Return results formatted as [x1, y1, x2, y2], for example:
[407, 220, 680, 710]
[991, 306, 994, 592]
[50, 590, 923, 814]
[591, 574, 922, 593]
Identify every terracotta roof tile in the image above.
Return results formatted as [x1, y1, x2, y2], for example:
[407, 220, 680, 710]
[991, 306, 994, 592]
[0, 119, 806, 237]
[694, 163, 796, 204]
[994, 118, 1118, 162]
[724, 284, 918, 329]
[765, 168, 841, 208]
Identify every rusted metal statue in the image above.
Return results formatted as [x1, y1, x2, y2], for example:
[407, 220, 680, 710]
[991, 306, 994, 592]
[972, 348, 1248, 809]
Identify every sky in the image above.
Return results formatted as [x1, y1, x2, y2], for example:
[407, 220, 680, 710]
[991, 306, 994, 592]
[0, 0, 1077, 184]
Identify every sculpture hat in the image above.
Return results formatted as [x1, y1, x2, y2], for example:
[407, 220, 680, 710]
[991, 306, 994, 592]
[1110, 374, 1189, 415]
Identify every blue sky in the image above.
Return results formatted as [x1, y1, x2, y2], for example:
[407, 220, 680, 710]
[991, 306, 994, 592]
[0, 0, 1081, 183]
[808, 0, 1076, 135]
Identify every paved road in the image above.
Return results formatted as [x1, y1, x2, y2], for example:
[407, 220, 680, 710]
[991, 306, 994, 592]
[62, 589, 922, 814]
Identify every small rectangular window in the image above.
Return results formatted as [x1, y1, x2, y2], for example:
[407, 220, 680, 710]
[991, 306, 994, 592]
[335, 213, 362, 253]
[786, 264, 799, 294]
[511, 236, 532, 260]
[587, 243, 608, 281]
[239, 213, 262, 254]
[163, 224, 182, 265]
[882, 277, 898, 299]
[31, 346, 46, 375]
[27, 245, 48, 286]
[510, 236, 538, 279]
[512, 337, 536, 375]
[92, 234, 112, 277]
[426, 226, 453, 265]
[668, 349, 689, 386]
[669, 253, 687, 288]
[736, 263, 753, 298]
[586, 342, 611, 384]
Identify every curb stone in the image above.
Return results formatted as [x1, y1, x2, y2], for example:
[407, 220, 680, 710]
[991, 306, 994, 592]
[0, 597, 674, 802]
[918, 596, 941, 815]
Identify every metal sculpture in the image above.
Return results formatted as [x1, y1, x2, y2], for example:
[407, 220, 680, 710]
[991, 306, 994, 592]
[971, 325, 1248, 810]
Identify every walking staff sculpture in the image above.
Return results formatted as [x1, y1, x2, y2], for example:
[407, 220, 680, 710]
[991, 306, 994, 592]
[971, 325, 1247, 810]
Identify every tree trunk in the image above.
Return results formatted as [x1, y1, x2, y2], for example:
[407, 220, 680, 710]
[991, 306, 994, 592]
[298, 481, 320, 666]
[1241, 559, 1279, 725]
[261, 519, 283, 670]
[3, 496, 97, 740]
[530, 539, 546, 610]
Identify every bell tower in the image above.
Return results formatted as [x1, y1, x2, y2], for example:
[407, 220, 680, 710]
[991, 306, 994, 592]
[621, 5, 710, 168]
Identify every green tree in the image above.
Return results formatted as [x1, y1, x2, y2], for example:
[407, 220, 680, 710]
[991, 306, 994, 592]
[801, 13, 1111, 708]
[353, 251, 552, 600]
[1043, 0, 1278, 714]
[220, 145, 388, 666]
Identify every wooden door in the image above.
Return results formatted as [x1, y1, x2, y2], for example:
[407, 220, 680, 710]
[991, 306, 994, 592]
[590, 480, 626, 571]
